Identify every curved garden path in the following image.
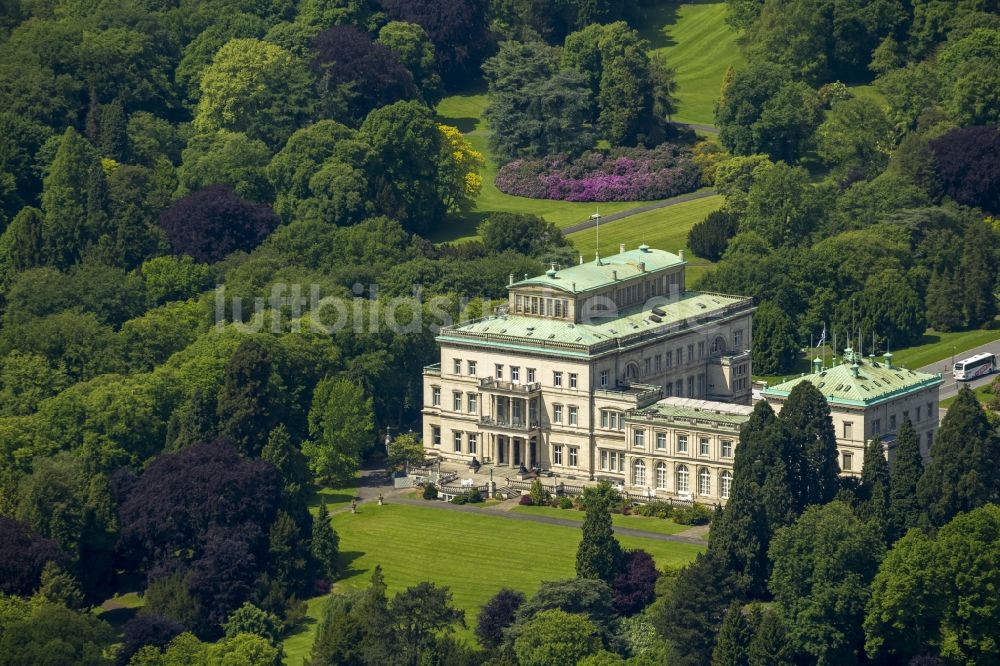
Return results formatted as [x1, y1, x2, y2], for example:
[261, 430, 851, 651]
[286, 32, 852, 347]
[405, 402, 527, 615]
[560, 187, 718, 236]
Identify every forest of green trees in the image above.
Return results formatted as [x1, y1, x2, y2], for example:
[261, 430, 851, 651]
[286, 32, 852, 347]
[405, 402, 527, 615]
[0, 0, 998, 663]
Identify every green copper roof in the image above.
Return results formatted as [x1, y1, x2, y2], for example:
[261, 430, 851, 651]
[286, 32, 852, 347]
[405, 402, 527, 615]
[762, 356, 943, 407]
[628, 397, 754, 427]
[438, 291, 752, 356]
[509, 247, 684, 294]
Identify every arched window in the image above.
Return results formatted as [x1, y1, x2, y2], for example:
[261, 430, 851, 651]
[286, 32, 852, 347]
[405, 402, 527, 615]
[699, 468, 711, 496]
[656, 462, 667, 489]
[624, 362, 639, 380]
[633, 459, 646, 486]
[720, 471, 733, 500]
[711, 336, 727, 356]
[676, 465, 689, 493]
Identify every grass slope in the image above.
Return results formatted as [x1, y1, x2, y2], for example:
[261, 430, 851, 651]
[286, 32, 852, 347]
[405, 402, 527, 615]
[641, 3, 745, 125]
[281, 502, 704, 664]
[565, 194, 724, 284]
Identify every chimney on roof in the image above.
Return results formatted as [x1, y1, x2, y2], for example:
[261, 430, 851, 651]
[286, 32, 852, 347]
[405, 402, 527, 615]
[883, 352, 893, 369]
[851, 362, 860, 378]
[619, 243, 625, 254]
[509, 273, 514, 285]
[612, 270, 618, 280]
[679, 249, 685, 260]
[639, 262, 646, 272]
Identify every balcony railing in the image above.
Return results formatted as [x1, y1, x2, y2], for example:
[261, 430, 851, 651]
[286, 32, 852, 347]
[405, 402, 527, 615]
[479, 377, 542, 393]
[478, 416, 540, 431]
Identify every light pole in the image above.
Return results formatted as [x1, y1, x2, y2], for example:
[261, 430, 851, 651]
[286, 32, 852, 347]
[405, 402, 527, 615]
[590, 210, 601, 262]
[951, 346, 956, 373]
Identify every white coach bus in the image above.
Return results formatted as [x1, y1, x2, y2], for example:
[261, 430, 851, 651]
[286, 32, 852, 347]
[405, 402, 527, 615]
[953, 352, 997, 381]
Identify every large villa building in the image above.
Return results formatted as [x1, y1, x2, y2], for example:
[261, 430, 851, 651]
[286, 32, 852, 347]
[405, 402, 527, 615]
[421, 246, 943, 504]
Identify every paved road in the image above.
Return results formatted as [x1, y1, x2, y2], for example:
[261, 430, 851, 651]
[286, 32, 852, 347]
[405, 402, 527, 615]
[560, 188, 718, 235]
[917, 338, 1000, 402]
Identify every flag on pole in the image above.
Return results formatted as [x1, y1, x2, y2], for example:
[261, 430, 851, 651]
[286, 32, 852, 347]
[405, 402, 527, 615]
[817, 323, 826, 348]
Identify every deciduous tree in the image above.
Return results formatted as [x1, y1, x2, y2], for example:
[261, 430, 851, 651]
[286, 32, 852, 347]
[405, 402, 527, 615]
[194, 39, 314, 149]
[769, 502, 884, 664]
[475, 588, 525, 649]
[158, 185, 279, 263]
[303, 377, 374, 481]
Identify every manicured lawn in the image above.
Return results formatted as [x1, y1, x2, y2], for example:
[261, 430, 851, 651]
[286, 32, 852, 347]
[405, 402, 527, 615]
[565, 194, 723, 284]
[640, 3, 745, 125]
[308, 478, 358, 514]
[281, 502, 704, 664]
[511, 504, 690, 536]
[941, 382, 995, 408]
[887, 321, 1000, 370]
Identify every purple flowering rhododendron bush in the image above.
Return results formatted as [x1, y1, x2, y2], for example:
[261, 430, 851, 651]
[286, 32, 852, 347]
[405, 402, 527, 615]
[495, 143, 702, 201]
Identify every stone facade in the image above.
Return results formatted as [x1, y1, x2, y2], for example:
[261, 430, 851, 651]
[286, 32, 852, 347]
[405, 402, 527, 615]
[421, 246, 755, 478]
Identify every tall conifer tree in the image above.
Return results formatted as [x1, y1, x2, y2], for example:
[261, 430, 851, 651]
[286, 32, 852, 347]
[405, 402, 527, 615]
[888, 419, 923, 542]
[575, 497, 622, 584]
[917, 386, 1000, 526]
[712, 602, 752, 666]
[778, 381, 840, 508]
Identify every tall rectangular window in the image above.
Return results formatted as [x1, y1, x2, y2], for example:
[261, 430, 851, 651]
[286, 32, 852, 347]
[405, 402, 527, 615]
[569, 447, 578, 467]
[568, 406, 578, 425]
[687, 376, 694, 397]
[600, 450, 609, 470]
[468, 434, 477, 454]
[432, 426, 440, 446]
[734, 330, 743, 348]
[554, 404, 563, 423]
[511, 366, 520, 382]
[600, 370, 609, 387]
[495, 364, 503, 379]
[569, 373, 578, 388]
[553, 371, 563, 387]
[633, 429, 645, 448]
[677, 435, 688, 453]
[453, 432, 462, 452]
[722, 440, 733, 457]
[666, 350, 673, 368]
[843, 451, 853, 471]
[699, 437, 710, 456]
[453, 359, 461, 374]
[656, 432, 667, 449]
[844, 421, 854, 439]
[453, 392, 462, 411]
[527, 368, 535, 383]
[467, 360, 477, 375]
[467, 393, 477, 413]
[431, 386, 440, 406]
[553, 445, 563, 465]
[644, 358, 651, 375]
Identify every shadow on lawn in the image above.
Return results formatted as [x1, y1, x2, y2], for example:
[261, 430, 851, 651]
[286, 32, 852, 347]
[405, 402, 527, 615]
[638, 4, 682, 50]
[440, 115, 479, 133]
[334, 551, 367, 580]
